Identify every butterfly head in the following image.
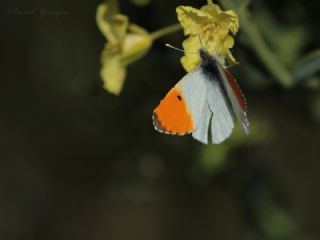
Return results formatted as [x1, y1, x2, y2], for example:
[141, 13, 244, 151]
[200, 48, 220, 69]
[199, 48, 212, 67]
[199, 48, 225, 68]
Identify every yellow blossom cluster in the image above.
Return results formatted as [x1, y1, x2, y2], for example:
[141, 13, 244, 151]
[96, 1, 152, 95]
[177, 0, 239, 72]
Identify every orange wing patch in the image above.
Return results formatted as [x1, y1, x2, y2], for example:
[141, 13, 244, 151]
[153, 88, 194, 135]
[224, 69, 247, 112]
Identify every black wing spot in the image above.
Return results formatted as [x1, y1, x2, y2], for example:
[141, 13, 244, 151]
[177, 95, 182, 101]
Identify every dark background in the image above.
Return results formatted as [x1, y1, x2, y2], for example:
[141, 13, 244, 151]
[1, 0, 320, 239]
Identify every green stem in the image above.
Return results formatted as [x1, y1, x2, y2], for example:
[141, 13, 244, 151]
[150, 24, 182, 41]
[219, 0, 292, 87]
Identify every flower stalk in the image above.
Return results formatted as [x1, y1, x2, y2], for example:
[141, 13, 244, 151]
[150, 24, 182, 41]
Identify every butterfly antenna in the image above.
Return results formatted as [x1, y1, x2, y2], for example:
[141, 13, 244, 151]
[165, 43, 185, 53]
[165, 43, 198, 55]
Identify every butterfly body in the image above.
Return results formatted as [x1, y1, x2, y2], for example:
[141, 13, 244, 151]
[153, 49, 249, 144]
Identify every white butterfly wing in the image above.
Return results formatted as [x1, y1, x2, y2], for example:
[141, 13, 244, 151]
[216, 65, 249, 134]
[192, 101, 211, 144]
[177, 68, 207, 130]
[181, 68, 235, 144]
[189, 69, 234, 144]
[205, 76, 234, 144]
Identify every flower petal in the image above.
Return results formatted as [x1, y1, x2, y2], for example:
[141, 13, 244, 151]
[110, 14, 129, 43]
[121, 24, 152, 65]
[177, 1, 239, 69]
[225, 49, 238, 66]
[221, 35, 238, 65]
[96, 3, 128, 44]
[224, 10, 239, 35]
[201, 1, 239, 35]
[100, 51, 126, 95]
[176, 6, 212, 36]
[181, 36, 202, 72]
[96, 3, 114, 42]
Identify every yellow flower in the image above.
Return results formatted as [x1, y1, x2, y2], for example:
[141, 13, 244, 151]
[96, 1, 152, 95]
[176, 0, 239, 72]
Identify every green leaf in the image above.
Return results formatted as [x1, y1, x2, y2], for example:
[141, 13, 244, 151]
[219, 0, 292, 87]
[253, 7, 308, 67]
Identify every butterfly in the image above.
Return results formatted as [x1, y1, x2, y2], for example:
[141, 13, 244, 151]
[152, 48, 249, 144]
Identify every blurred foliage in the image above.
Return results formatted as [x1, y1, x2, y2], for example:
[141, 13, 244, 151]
[199, 118, 273, 174]
[130, 0, 151, 7]
[254, 6, 308, 68]
[293, 49, 320, 85]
